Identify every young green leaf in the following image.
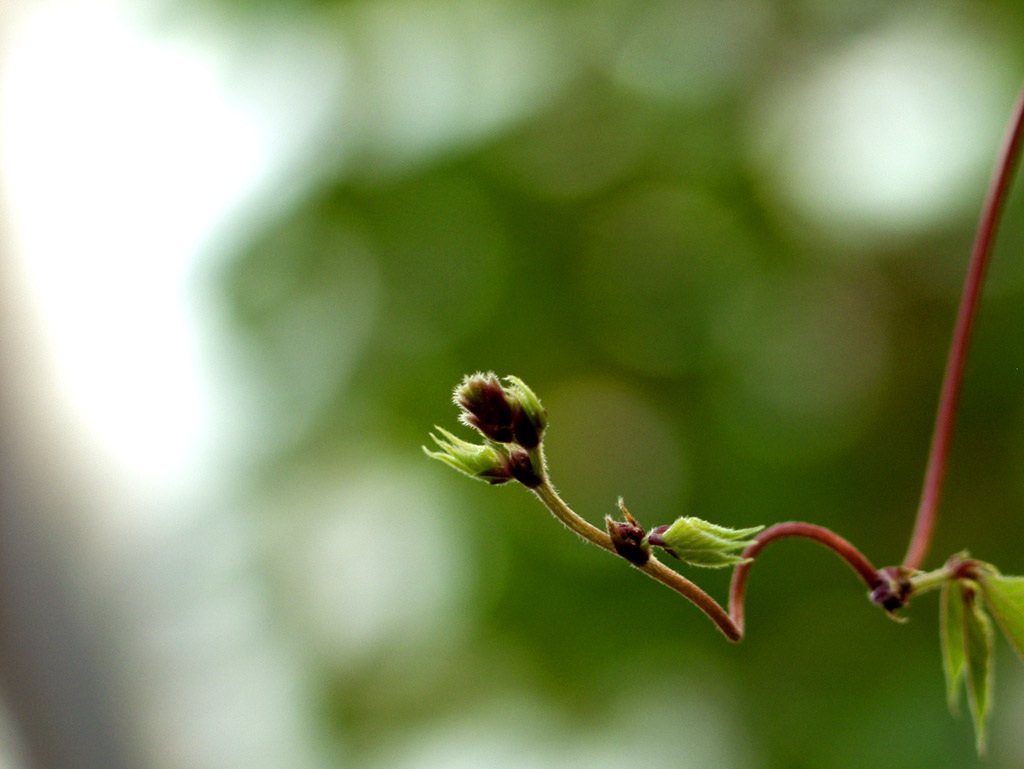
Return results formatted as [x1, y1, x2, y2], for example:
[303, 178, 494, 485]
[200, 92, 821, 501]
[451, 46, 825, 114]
[941, 580, 966, 714]
[645, 517, 763, 568]
[962, 585, 994, 756]
[978, 571, 1024, 662]
[423, 427, 512, 484]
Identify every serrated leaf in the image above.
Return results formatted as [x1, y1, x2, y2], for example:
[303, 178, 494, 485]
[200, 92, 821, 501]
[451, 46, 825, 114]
[685, 520, 765, 541]
[978, 572, 1024, 663]
[941, 580, 966, 713]
[647, 517, 763, 569]
[962, 585, 994, 756]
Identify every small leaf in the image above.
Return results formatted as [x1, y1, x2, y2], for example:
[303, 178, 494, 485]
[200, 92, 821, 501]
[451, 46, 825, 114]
[978, 571, 1024, 663]
[423, 427, 512, 484]
[645, 517, 763, 569]
[941, 580, 966, 714]
[962, 584, 994, 756]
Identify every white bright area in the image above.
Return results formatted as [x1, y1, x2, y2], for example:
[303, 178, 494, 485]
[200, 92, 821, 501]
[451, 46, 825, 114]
[0, 1, 1017, 768]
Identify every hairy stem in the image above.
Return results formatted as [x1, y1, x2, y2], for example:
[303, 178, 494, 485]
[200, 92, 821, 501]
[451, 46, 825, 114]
[728, 522, 881, 638]
[530, 478, 881, 642]
[638, 559, 739, 642]
[903, 80, 1024, 570]
[530, 481, 741, 641]
[531, 481, 612, 550]
[907, 565, 957, 597]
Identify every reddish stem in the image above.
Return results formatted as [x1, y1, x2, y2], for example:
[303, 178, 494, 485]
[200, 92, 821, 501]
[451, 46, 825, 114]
[728, 522, 880, 638]
[902, 80, 1024, 571]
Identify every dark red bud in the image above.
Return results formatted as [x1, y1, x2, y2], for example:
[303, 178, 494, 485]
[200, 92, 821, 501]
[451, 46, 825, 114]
[477, 465, 513, 485]
[869, 566, 912, 612]
[646, 525, 669, 547]
[606, 515, 649, 566]
[508, 450, 542, 488]
[511, 404, 541, 449]
[455, 373, 515, 443]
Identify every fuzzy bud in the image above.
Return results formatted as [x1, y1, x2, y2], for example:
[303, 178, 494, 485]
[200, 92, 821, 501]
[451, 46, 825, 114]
[454, 372, 515, 443]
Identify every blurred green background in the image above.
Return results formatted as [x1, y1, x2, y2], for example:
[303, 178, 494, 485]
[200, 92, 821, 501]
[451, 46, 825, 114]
[3, 0, 1024, 767]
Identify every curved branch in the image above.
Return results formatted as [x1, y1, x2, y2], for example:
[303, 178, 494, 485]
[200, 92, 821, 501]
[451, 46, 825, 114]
[530, 481, 741, 641]
[531, 477, 881, 641]
[640, 558, 740, 642]
[903, 79, 1024, 570]
[728, 522, 881, 638]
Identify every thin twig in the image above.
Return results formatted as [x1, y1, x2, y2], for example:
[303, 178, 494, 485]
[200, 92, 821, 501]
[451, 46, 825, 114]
[639, 558, 740, 642]
[903, 80, 1024, 571]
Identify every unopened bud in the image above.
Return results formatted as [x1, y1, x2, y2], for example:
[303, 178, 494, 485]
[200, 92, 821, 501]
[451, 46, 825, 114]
[454, 372, 515, 443]
[606, 499, 649, 565]
[507, 449, 543, 488]
[423, 427, 513, 484]
[646, 516, 763, 568]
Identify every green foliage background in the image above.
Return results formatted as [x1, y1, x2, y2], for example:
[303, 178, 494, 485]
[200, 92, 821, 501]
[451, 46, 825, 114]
[193, 1, 1024, 766]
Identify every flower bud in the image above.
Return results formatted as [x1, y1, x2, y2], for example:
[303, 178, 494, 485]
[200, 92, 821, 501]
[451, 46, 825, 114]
[646, 517, 763, 568]
[423, 427, 513, 484]
[454, 372, 515, 443]
[504, 375, 547, 449]
[507, 448, 543, 488]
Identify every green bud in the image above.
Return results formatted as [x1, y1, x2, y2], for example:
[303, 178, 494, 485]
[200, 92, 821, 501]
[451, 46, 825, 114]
[504, 375, 547, 449]
[646, 517, 763, 568]
[423, 427, 512, 484]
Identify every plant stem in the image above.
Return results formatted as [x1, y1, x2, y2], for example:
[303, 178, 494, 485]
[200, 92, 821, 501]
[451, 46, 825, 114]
[903, 80, 1024, 571]
[530, 481, 742, 641]
[728, 522, 881, 638]
[531, 481, 613, 550]
[529, 477, 882, 642]
[639, 558, 740, 641]
[907, 565, 956, 597]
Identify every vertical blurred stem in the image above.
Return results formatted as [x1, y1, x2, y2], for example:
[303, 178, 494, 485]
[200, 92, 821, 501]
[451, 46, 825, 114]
[903, 80, 1024, 571]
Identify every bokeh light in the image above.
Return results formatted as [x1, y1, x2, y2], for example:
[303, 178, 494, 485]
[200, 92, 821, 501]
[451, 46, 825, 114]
[750, 13, 1016, 245]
